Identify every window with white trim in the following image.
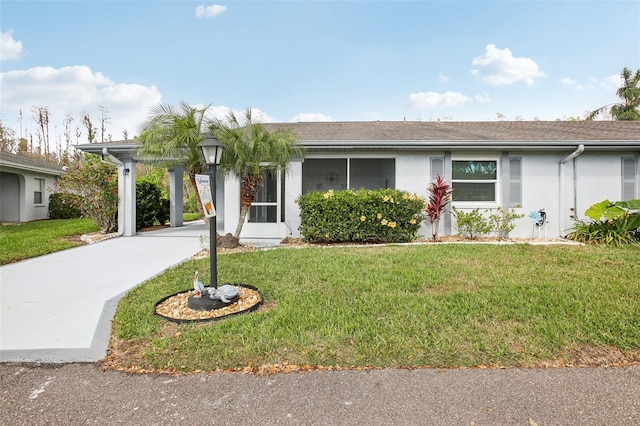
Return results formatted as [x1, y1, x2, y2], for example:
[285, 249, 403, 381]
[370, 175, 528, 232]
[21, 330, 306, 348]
[622, 157, 637, 200]
[34, 178, 45, 205]
[452, 160, 498, 202]
[301, 158, 395, 194]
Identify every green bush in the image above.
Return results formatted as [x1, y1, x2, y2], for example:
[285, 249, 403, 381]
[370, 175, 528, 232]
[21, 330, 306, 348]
[453, 206, 523, 240]
[452, 207, 492, 239]
[488, 206, 524, 240]
[184, 192, 199, 214]
[54, 155, 118, 233]
[156, 198, 170, 225]
[49, 193, 83, 219]
[297, 188, 425, 244]
[136, 181, 162, 229]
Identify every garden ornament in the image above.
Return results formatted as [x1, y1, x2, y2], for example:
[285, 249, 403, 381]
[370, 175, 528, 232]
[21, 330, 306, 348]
[208, 285, 240, 304]
[528, 209, 546, 227]
[193, 271, 205, 298]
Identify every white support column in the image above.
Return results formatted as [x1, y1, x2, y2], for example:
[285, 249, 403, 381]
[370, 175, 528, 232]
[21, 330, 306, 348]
[122, 158, 136, 236]
[168, 165, 184, 227]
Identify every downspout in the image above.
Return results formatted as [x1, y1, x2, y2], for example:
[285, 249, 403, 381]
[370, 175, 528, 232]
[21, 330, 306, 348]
[101, 147, 125, 236]
[559, 144, 585, 234]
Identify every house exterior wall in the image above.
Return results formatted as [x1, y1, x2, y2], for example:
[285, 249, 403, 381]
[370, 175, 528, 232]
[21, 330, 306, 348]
[222, 147, 639, 241]
[0, 166, 58, 222]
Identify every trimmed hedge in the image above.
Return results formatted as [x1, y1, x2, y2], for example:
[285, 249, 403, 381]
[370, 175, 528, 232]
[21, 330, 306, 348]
[298, 188, 425, 243]
[136, 181, 162, 229]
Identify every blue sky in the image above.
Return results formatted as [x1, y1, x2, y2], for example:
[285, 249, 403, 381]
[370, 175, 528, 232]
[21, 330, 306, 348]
[1, 0, 639, 143]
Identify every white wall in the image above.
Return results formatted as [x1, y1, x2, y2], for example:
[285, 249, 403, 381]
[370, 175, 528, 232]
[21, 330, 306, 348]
[19, 171, 57, 222]
[221, 150, 639, 240]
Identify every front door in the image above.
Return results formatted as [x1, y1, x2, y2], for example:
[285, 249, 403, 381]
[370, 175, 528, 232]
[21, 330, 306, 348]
[241, 169, 285, 238]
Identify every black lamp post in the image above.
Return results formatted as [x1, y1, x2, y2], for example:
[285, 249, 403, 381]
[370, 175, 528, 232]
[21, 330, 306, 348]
[198, 137, 224, 289]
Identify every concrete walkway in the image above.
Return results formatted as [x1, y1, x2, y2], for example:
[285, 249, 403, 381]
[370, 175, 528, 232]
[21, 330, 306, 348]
[0, 221, 209, 363]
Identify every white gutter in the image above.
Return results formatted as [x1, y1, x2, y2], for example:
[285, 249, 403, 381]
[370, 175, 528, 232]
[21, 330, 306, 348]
[559, 144, 585, 235]
[560, 144, 585, 164]
[101, 147, 125, 168]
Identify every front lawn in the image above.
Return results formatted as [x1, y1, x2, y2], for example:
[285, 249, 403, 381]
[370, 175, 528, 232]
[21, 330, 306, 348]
[0, 218, 99, 265]
[108, 243, 640, 373]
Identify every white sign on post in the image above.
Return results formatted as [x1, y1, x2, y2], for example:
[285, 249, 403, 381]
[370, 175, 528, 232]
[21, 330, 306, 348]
[195, 174, 216, 217]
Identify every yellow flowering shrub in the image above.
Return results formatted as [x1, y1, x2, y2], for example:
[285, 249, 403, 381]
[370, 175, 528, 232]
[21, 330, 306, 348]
[297, 188, 425, 243]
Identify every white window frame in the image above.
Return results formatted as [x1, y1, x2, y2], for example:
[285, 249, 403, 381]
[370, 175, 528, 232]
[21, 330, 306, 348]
[34, 178, 45, 205]
[451, 157, 500, 207]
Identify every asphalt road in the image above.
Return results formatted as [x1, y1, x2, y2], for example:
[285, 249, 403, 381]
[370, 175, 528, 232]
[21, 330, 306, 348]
[1, 363, 638, 425]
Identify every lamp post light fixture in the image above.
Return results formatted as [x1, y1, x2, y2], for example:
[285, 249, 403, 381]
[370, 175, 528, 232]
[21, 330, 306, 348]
[198, 137, 224, 289]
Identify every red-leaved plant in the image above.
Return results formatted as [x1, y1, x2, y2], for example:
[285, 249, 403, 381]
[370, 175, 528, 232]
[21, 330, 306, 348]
[425, 175, 453, 240]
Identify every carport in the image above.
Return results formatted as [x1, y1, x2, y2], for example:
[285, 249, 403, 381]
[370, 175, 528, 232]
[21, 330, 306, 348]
[74, 141, 185, 236]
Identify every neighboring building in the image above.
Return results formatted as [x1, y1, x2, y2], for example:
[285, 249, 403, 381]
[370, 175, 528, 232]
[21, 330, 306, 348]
[0, 152, 63, 223]
[76, 121, 640, 239]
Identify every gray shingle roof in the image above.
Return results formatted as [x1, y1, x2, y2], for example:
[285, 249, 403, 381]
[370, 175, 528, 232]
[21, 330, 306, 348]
[0, 151, 63, 174]
[262, 120, 640, 141]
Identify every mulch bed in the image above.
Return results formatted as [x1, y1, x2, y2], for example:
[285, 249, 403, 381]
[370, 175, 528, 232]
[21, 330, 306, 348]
[155, 285, 262, 322]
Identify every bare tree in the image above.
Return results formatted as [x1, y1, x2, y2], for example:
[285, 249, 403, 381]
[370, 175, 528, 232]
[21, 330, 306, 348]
[99, 105, 111, 142]
[32, 106, 51, 159]
[81, 111, 97, 143]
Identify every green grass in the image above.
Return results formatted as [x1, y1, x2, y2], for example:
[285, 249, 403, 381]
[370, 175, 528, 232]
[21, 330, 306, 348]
[0, 218, 99, 265]
[111, 243, 640, 372]
[183, 212, 201, 222]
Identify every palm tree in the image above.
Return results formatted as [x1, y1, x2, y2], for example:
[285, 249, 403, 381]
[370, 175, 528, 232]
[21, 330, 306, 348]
[587, 67, 640, 121]
[211, 108, 304, 238]
[136, 101, 212, 216]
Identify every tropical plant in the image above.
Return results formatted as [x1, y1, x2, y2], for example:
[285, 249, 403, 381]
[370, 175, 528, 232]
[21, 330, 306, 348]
[425, 175, 453, 240]
[54, 154, 118, 233]
[565, 199, 640, 245]
[587, 67, 640, 121]
[136, 101, 212, 217]
[210, 108, 304, 238]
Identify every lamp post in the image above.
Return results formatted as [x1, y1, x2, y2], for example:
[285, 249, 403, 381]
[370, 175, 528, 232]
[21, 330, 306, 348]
[198, 137, 224, 289]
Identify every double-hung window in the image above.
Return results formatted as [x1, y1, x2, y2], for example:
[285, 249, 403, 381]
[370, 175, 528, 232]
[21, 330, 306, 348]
[34, 178, 45, 205]
[452, 159, 498, 202]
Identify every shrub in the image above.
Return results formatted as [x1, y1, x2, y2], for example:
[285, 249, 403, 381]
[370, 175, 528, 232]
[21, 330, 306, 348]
[566, 199, 640, 245]
[298, 188, 425, 244]
[452, 207, 492, 239]
[184, 192, 199, 214]
[54, 154, 118, 233]
[156, 198, 170, 225]
[49, 193, 82, 219]
[488, 206, 524, 240]
[136, 181, 162, 229]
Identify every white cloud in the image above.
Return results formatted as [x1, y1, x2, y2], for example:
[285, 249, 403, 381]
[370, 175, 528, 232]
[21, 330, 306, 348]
[0, 65, 161, 140]
[474, 92, 491, 103]
[471, 44, 545, 86]
[290, 113, 333, 122]
[602, 73, 621, 90]
[438, 73, 449, 83]
[560, 77, 586, 91]
[204, 106, 277, 124]
[0, 30, 23, 61]
[408, 91, 472, 108]
[195, 4, 227, 18]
